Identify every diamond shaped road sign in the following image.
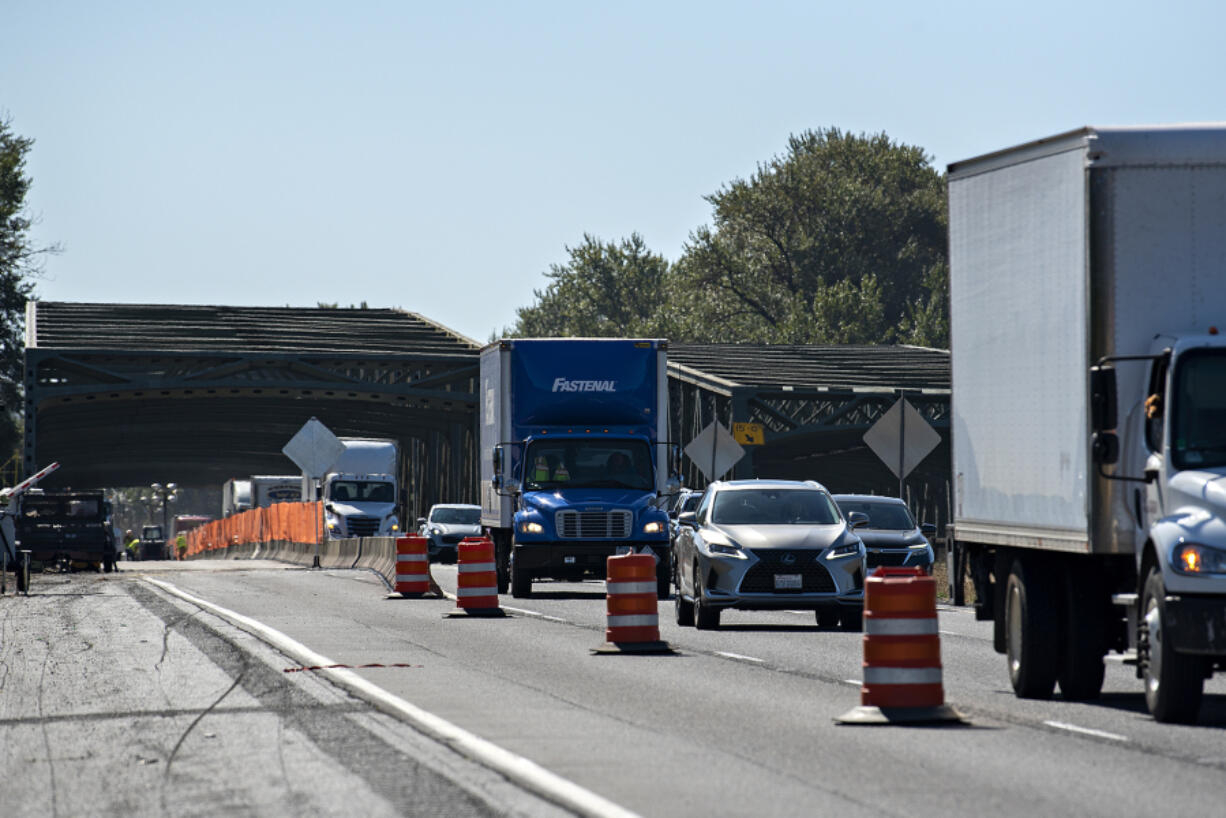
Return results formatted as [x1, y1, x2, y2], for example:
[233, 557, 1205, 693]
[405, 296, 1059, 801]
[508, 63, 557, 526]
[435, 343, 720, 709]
[862, 398, 941, 480]
[282, 417, 347, 479]
[684, 421, 745, 482]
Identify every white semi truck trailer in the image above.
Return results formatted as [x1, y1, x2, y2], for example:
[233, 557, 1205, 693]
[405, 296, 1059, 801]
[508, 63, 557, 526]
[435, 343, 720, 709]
[948, 125, 1226, 723]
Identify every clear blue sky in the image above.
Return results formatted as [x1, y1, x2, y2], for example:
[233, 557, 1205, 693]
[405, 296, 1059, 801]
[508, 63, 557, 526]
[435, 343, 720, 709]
[4, 1, 1223, 344]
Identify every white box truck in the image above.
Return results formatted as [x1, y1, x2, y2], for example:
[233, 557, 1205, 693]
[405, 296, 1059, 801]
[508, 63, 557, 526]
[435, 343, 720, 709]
[250, 475, 302, 507]
[948, 125, 1226, 723]
[222, 478, 252, 517]
[322, 437, 400, 539]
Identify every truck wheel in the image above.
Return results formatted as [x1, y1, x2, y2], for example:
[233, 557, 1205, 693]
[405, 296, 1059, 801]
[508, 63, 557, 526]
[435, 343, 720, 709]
[510, 553, 532, 599]
[656, 554, 671, 600]
[495, 538, 510, 594]
[1004, 557, 1060, 699]
[1057, 573, 1105, 701]
[1141, 565, 1204, 724]
[694, 566, 720, 630]
[103, 558, 115, 574]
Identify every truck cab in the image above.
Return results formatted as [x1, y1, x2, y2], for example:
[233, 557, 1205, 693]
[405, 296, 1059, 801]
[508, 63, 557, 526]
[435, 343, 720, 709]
[483, 338, 676, 599]
[322, 472, 399, 539]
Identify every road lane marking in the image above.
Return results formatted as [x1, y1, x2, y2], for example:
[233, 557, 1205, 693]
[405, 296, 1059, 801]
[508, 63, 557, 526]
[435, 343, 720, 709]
[1043, 720, 1128, 742]
[146, 578, 640, 818]
[842, 679, 861, 687]
[714, 651, 763, 663]
[501, 606, 568, 623]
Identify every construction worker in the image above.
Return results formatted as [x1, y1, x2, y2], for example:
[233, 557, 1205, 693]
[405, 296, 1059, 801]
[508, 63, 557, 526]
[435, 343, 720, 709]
[175, 532, 187, 560]
[123, 530, 140, 561]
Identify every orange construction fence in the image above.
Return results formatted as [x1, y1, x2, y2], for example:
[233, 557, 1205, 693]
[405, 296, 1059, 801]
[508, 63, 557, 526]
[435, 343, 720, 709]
[186, 502, 323, 557]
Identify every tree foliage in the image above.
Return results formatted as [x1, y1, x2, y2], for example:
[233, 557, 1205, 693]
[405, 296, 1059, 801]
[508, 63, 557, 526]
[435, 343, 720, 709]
[510, 128, 949, 349]
[674, 128, 948, 346]
[511, 233, 670, 338]
[0, 118, 46, 463]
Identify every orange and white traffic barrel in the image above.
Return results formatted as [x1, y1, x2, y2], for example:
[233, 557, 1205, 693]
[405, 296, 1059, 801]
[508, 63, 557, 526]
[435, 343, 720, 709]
[592, 553, 673, 654]
[837, 566, 963, 724]
[446, 537, 505, 618]
[392, 535, 429, 597]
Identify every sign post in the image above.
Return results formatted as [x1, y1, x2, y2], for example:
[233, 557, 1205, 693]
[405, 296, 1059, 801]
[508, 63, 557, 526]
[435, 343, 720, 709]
[282, 418, 346, 568]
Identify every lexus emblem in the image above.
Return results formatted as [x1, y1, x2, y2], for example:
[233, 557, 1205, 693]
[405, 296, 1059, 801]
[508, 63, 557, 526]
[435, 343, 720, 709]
[781, 553, 797, 566]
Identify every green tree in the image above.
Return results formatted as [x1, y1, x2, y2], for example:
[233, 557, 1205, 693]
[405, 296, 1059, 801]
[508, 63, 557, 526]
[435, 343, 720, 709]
[0, 118, 50, 466]
[675, 128, 948, 346]
[512, 233, 671, 338]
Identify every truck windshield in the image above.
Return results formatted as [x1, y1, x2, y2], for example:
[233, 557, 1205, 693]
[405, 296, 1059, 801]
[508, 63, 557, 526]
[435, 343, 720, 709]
[329, 480, 394, 503]
[523, 440, 653, 491]
[1171, 349, 1226, 470]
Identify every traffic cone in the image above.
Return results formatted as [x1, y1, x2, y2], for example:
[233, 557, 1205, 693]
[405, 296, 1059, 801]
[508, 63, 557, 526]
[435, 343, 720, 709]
[837, 567, 964, 724]
[592, 553, 673, 654]
[445, 536, 506, 618]
[388, 535, 430, 598]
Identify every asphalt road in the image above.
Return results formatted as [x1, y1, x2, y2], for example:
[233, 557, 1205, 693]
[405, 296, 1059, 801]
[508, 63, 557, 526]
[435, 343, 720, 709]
[3, 560, 1225, 817]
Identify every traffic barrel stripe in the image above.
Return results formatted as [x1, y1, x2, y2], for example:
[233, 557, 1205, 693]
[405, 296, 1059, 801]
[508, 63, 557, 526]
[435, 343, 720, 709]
[606, 580, 656, 595]
[864, 618, 938, 635]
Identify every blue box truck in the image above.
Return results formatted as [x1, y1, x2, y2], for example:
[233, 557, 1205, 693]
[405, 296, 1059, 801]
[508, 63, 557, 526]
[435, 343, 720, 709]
[480, 338, 677, 598]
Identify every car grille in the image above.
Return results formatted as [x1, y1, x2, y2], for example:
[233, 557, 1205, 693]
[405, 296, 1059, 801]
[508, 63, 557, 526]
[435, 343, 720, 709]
[866, 550, 911, 568]
[740, 550, 837, 594]
[346, 516, 380, 537]
[555, 510, 632, 539]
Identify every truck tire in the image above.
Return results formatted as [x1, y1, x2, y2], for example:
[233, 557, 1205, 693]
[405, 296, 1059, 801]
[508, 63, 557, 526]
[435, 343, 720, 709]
[656, 553, 671, 600]
[494, 536, 510, 594]
[1057, 572, 1105, 701]
[1141, 566, 1204, 724]
[1004, 556, 1060, 699]
[694, 565, 720, 630]
[510, 551, 532, 599]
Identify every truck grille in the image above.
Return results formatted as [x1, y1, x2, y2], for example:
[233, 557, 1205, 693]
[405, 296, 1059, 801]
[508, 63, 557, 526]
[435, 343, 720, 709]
[866, 550, 910, 568]
[555, 510, 632, 539]
[346, 516, 380, 537]
[739, 550, 836, 594]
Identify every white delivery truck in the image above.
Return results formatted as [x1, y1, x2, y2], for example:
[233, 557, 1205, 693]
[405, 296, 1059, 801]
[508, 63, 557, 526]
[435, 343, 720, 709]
[222, 478, 253, 517]
[948, 125, 1226, 723]
[249, 475, 302, 507]
[322, 437, 400, 539]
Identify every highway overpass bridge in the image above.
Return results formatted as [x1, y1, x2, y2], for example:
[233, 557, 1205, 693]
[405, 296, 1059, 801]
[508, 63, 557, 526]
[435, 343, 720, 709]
[24, 302, 949, 526]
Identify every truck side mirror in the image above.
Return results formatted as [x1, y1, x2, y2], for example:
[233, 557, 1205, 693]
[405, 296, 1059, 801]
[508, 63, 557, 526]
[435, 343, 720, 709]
[1090, 365, 1118, 432]
[492, 445, 503, 473]
[677, 511, 698, 527]
[1092, 431, 1120, 465]
[663, 476, 681, 496]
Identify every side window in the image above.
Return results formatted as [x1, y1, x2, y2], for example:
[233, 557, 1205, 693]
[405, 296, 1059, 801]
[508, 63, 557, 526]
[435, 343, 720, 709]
[695, 489, 713, 523]
[1145, 356, 1169, 453]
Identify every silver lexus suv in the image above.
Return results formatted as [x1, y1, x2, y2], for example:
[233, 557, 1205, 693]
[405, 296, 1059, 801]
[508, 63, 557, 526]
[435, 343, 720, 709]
[673, 480, 866, 630]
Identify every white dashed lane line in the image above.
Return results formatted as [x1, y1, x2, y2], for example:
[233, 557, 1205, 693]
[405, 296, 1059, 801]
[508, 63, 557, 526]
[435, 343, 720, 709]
[1043, 720, 1129, 742]
[714, 651, 764, 663]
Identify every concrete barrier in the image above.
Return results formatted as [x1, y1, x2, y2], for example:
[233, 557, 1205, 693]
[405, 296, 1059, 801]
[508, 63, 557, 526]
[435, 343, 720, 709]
[354, 536, 397, 586]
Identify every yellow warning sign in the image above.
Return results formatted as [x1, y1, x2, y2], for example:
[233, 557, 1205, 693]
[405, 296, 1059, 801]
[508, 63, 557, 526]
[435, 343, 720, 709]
[732, 422, 764, 445]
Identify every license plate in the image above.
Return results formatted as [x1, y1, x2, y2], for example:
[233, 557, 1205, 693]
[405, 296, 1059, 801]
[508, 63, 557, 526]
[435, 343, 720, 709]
[564, 556, 576, 564]
[774, 573, 802, 590]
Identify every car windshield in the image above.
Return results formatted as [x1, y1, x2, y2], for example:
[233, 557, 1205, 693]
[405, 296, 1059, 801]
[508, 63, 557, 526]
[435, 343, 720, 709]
[680, 494, 702, 513]
[523, 439, 653, 491]
[329, 480, 394, 502]
[836, 500, 916, 530]
[1171, 349, 1226, 470]
[431, 507, 480, 525]
[143, 526, 163, 539]
[710, 489, 839, 526]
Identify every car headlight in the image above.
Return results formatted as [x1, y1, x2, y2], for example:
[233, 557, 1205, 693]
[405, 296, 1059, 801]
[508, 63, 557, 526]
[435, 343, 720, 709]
[825, 542, 861, 560]
[643, 520, 664, 534]
[520, 521, 544, 534]
[431, 526, 442, 536]
[1173, 542, 1226, 574]
[706, 540, 747, 558]
[908, 543, 930, 550]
